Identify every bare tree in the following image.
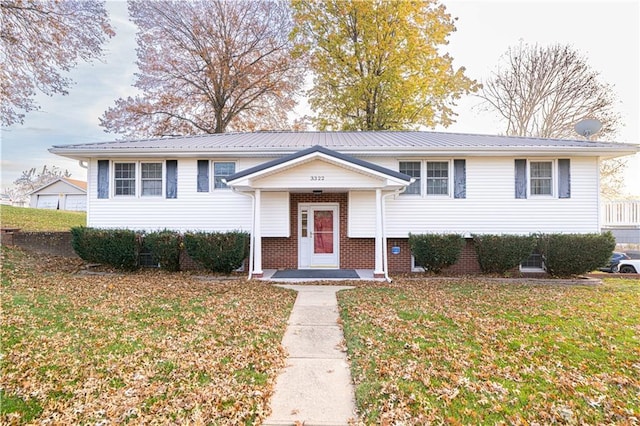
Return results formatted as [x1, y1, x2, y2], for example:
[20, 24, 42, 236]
[1, 0, 114, 126]
[480, 42, 627, 198]
[480, 42, 621, 139]
[100, 0, 306, 138]
[7, 165, 71, 205]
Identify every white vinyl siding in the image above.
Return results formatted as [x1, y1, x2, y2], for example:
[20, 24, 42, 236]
[348, 191, 376, 237]
[87, 158, 261, 232]
[86, 155, 599, 238]
[252, 159, 382, 189]
[385, 157, 599, 236]
[261, 192, 290, 237]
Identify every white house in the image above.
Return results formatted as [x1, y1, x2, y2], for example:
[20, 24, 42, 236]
[49, 131, 638, 278]
[29, 178, 87, 211]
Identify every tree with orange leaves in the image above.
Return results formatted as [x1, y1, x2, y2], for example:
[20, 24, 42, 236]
[1, 0, 114, 126]
[100, 0, 306, 138]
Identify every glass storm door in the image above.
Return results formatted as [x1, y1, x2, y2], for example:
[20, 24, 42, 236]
[299, 204, 339, 268]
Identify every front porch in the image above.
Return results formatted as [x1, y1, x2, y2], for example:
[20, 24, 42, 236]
[225, 145, 413, 281]
[259, 268, 384, 282]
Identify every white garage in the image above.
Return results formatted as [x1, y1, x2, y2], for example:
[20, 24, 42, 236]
[29, 178, 87, 211]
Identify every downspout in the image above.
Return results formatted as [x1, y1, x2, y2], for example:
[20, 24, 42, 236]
[231, 188, 255, 280]
[381, 186, 408, 283]
[79, 160, 88, 169]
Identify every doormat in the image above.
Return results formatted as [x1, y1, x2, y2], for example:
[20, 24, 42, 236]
[271, 269, 360, 279]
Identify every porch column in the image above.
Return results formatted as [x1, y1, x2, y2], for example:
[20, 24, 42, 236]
[253, 189, 263, 277]
[374, 188, 384, 278]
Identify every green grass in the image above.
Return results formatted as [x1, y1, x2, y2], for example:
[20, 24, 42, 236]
[1, 205, 86, 231]
[338, 278, 640, 424]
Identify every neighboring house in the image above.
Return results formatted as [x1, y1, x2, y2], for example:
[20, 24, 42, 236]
[49, 131, 638, 277]
[29, 178, 87, 211]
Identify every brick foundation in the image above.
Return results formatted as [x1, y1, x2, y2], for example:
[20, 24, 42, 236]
[261, 193, 486, 274]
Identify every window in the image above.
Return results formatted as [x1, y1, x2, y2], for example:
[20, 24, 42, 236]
[114, 163, 136, 196]
[514, 159, 571, 199]
[108, 161, 176, 198]
[141, 162, 162, 196]
[214, 162, 235, 189]
[530, 161, 552, 196]
[426, 161, 449, 195]
[520, 252, 544, 271]
[399, 161, 421, 195]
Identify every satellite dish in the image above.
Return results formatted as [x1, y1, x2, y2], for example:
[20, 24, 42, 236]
[574, 119, 602, 139]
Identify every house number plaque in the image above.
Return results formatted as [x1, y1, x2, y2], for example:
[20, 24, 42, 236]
[310, 176, 325, 181]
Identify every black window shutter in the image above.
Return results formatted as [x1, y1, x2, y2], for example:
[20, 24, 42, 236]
[197, 160, 209, 192]
[166, 160, 177, 199]
[515, 159, 527, 199]
[558, 159, 571, 198]
[97, 160, 109, 199]
[453, 159, 466, 199]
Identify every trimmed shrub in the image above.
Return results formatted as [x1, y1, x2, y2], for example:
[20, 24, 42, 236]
[537, 232, 616, 277]
[408, 233, 465, 273]
[70, 227, 140, 270]
[473, 234, 537, 274]
[143, 230, 182, 272]
[184, 231, 249, 273]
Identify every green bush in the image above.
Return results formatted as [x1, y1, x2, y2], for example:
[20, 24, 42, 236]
[70, 227, 140, 270]
[143, 230, 182, 272]
[473, 234, 537, 274]
[408, 233, 465, 273]
[184, 231, 249, 273]
[537, 232, 616, 277]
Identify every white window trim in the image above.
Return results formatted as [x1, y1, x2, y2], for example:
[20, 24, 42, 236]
[528, 159, 556, 198]
[112, 160, 165, 198]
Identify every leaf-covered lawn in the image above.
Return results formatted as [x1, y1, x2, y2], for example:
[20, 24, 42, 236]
[0, 205, 86, 231]
[338, 278, 640, 425]
[0, 247, 296, 425]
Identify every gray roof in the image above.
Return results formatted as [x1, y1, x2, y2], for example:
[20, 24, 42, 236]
[49, 130, 639, 158]
[226, 145, 412, 183]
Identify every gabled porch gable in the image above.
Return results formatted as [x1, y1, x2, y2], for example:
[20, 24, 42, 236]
[225, 145, 411, 191]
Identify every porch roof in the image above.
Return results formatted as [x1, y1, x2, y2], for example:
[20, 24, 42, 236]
[225, 145, 412, 190]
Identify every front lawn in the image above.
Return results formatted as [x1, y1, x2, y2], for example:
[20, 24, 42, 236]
[339, 278, 640, 424]
[0, 205, 86, 231]
[0, 247, 296, 425]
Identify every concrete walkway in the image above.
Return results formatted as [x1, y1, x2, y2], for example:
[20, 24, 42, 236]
[263, 285, 357, 426]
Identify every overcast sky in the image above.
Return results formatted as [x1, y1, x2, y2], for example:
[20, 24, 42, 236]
[1, 0, 638, 195]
